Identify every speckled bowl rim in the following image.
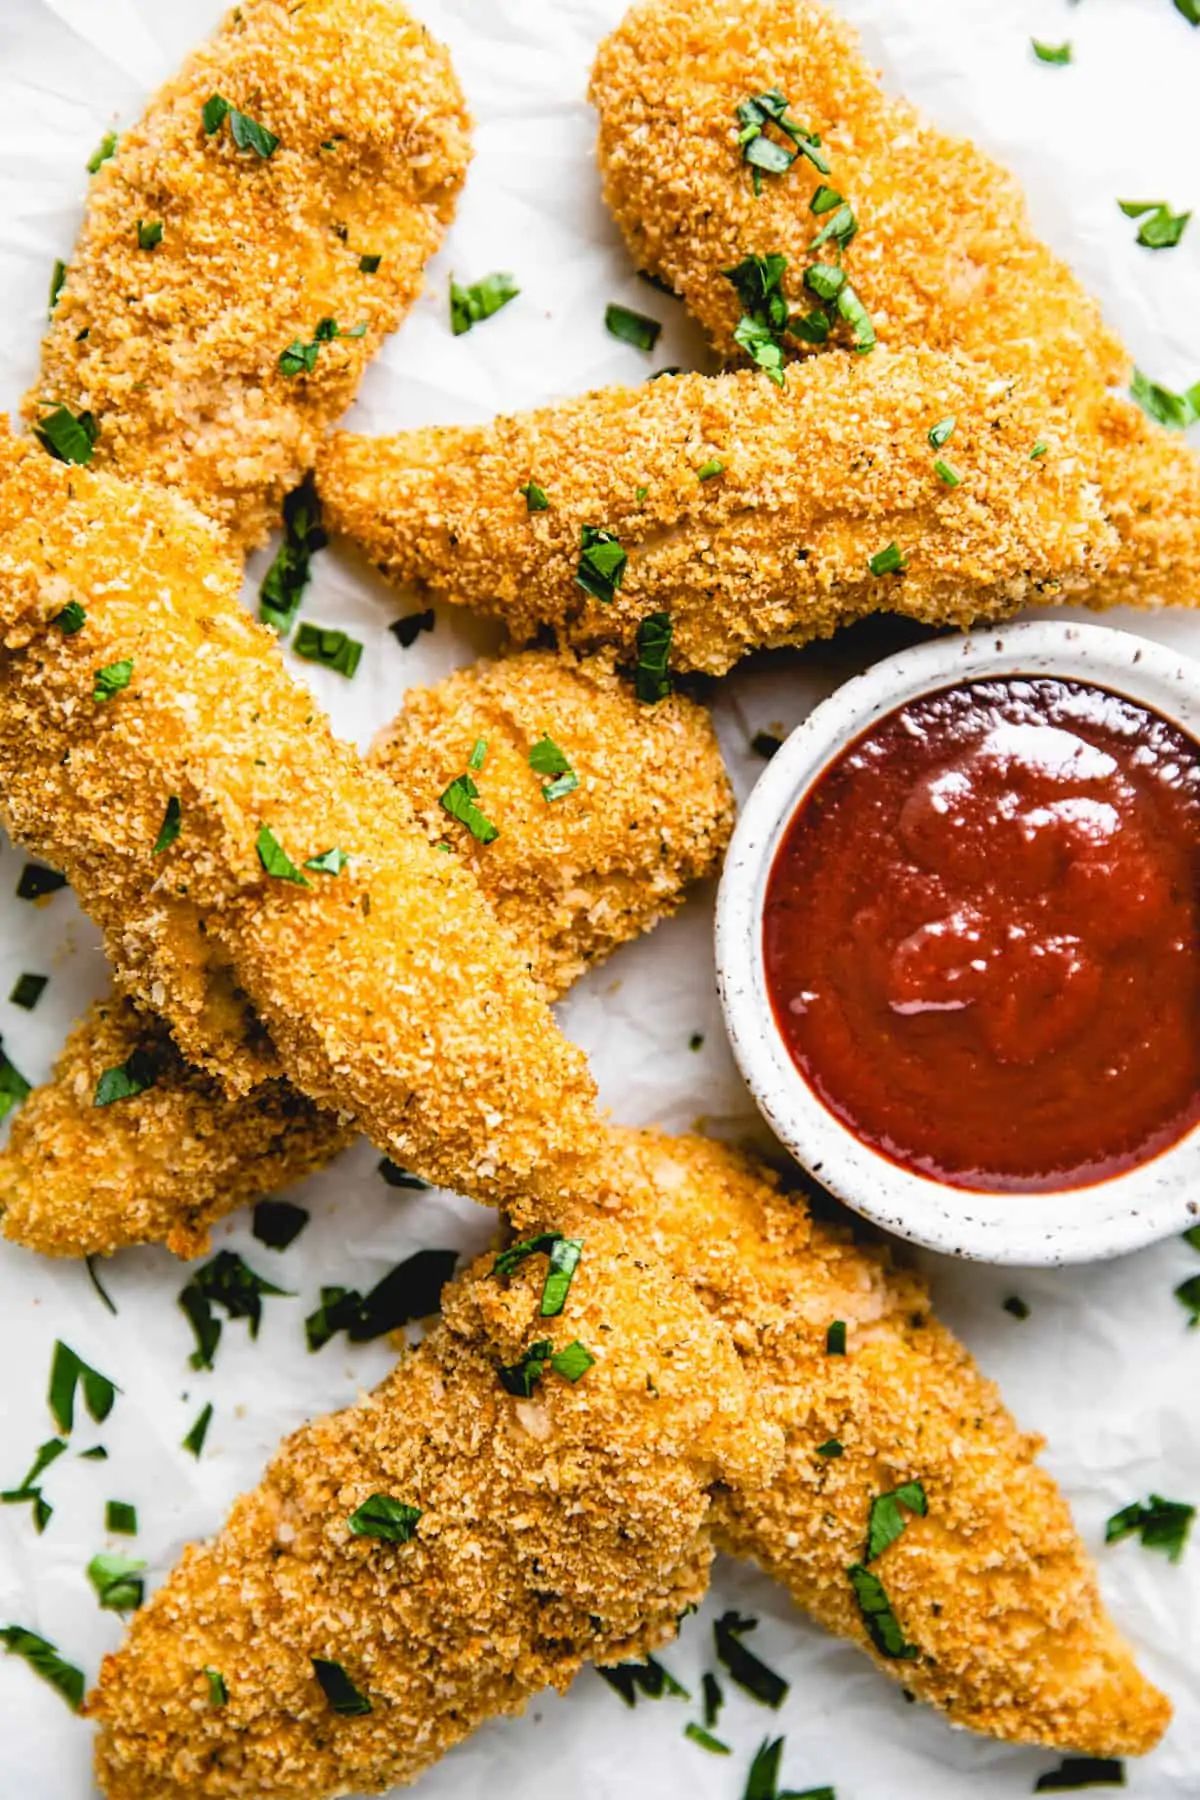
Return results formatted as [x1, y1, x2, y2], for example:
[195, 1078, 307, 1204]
[715, 621, 1200, 1266]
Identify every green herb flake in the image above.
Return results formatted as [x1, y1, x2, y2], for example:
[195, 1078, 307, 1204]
[804, 261, 845, 302]
[205, 1667, 229, 1706]
[836, 282, 876, 352]
[866, 1479, 928, 1562]
[1, 1438, 68, 1534]
[529, 734, 578, 802]
[94, 1046, 159, 1108]
[439, 773, 498, 844]
[87, 131, 118, 174]
[1034, 1757, 1126, 1791]
[203, 94, 278, 157]
[826, 1320, 847, 1355]
[1105, 1494, 1194, 1563]
[93, 659, 133, 703]
[550, 1340, 595, 1382]
[152, 795, 182, 855]
[377, 1159, 431, 1190]
[702, 1670, 723, 1727]
[1130, 368, 1200, 430]
[689, 1032, 704, 1051]
[493, 1232, 583, 1317]
[302, 847, 348, 878]
[389, 608, 435, 649]
[293, 622, 362, 678]
[868, 542, 906, 577]
[312, 1656, 372, 1716]
[1118, 199, 1191, 250]
[1030, 440, 1049, 460]
[928, 416, 956, 449]
[279, 318, 365, 377]
[1184, 1223, 1200, 1251]
[713, 1611, 788, 1709]
[519, 480, 549, 512]
[49, 259, 67, 312]
[1176, 0, 1200, 21]
[252, 1198, 309, 1250]
[85, 1255, 117, 1317]
[817, 1437, 844, 1458]
[9, 973, 48, 1011]
[54, 600, 87, 635]
[78, 1446, 107, 1461]
[1003, 1294, 1030, 1320]
[605, 303, 663, 352]
[182, 1402, 213, 1459]
[752, 730, 783, 759]
[106, 1500, 137, 1535]
[735, 88, 830, 186]
[136, 218, 163, 251]
[847, 1563, 918, 1660]
[358, 253, 381, 273]
[576, 524, 628, 603]
[0, 1626, 86, 1711]
[260, 473, 326, 635]
[696, 457, 725, 480]
[933, 459, 961, 487]
[597, 1656, 689, 1707]
[48, 1341, 116, 1434]
[17, 863, 67, 904]
[305, 1250, 457, 1352]
[810, 202, 857, 252]
[87, 1551, 145, 1612]
[685, 1722, 731, 1755]
[347, 1494, 422, 1543]
[449, 271, 519, 336]
[725, 252, 791, 384]
[634, 610, 673, 704]
[810, 184, 843, 214]
[34, 405, 97, 466]
[1032, 39, 1073, 64]
[256, 824, 310, 886]
[179, 1250, 292, 1371]
[1176, 1272, 1200, 1325]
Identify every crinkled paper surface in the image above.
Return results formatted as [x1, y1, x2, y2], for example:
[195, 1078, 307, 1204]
[1, 0, 1199, 1794]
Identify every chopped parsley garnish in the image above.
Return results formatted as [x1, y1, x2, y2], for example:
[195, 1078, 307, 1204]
[933, 459, 961, 487]
[928, 416, 956, 449]
[1, 1438, 67, 1534]
[34, 404, 97, 465]
[54, 600, 86, 634]
[1105, 1494, 1194, 1562]
[685, 1723, 731, 1755]
[1034, 1758, 1126, 1791]
[847, 1563, 917, 1659]
[87, 131, 118, 174]
[866, 1479, 928, 1561]
[576, 525, 628, 603]
[0, 1625, 85, 1711]
[0, 1043, 31, 1124]
[493, 1232, 583, 1316]
[498, 1338, 590, 1396]
[469, 736, 487, 771]
[835, 281, 876, 352]
[735, 88, 829, 191]
[87, 1551, 145, 1612]
[179, 1250, 292, 1370]
[202, 94, 279, 158]
[804, 261, 844, 301]
[305, 1249, 457, 1352]
[605, 303, 662, 351]
[702, 1670, 723, 1727]
[17, 863, 67, 901]
[93, 659, 133, 702]
[9, 973, 47, 1010]
[752, 730, 783, 759]
[1130, 368, 1200, 430]
[529, 734, 578, 802]
[713, 1611, 788, 1709]
[205, 1667, 228, 1706]
[1176, 1272, 1200, 1325]
[279, 317, 366, 377]
[358, 253, 381, 273]
[519, 479, 549, 511]
[182, 1402, 213, 1458]
[810, 202, 857, 252]
[303, 846, 348, 876]
[106, 1500, 137, 1535]
[810, 184, 843, 215]
[597, 1656, 689, 1707]
[252, 1199, 309, 1250]
[1032, 39, 1073, 64]
[389, 608, 435, 648]
[48, 1341, 116, 1434]
[726, 253, 790, 383]
[634, 611, 673, 704]
[549, 1339, 595, 1381]
[377, 1159, 431, 1190]
[439, 772, 498, 844]
[312, 1656, 372, 1716]
[1004, 1294, 1030, 1319]
[743, 1737, 834, 1800]
[696, 457, 725, 480]
[256, 824, 310, 885]
[1118, 198, 1191, 250]
[826, 1320, 846, 1355]
[1031, 440, 1049, 459]
[868, 543, 906, 577]
[152, 795, 181, 855]
[136, 218, 163, 251]
[94, 1046, 160, 1107]
[79, 1447, 107, 1462]
[449, 271, 519, 335]
[817, 1438, 843, 1457]
[293, 622, 362, 678]
[347, 1494, 422, 1543]
[260, 473, 326, 635]
[49, 259, 67, 311]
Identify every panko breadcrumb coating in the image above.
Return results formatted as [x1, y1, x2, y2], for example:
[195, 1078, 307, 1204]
[589, 0, 1200, 614]
[91, 1212, 782, 1800]
[89, 1127, 1168, 1794]
[24, 0, 470, 549]
[0, 649, 732, 1259]
[316, 354, 1113, 677]
[0, 423, 600, 1217]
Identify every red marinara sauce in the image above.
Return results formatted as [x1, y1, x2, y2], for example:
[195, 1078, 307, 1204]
[762, 677, 1200, 1192]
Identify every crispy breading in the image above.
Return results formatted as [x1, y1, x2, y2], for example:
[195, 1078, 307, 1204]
[0, 650, 732, 1259]
[24, 0, 470, 549]
[90, 1215, 781, 1800]
[589, 0, 1200, 613]
[316, 354, 1113, 676]
[0, 423, 600, 1217]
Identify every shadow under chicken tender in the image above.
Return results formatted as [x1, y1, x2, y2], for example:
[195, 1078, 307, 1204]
[24, 0, 471, 549]
[316, 354, 1112, 677]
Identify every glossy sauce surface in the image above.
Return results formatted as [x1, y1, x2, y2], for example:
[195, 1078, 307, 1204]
[763, 677, 1200, 1191]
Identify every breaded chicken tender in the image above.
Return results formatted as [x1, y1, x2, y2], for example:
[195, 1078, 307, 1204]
[0, 423, 599, 1216]
[0, 650, 732, 1259]
[91, 1213, 781, 1800]
[316, 354, 1112, 676]
[589, 0, 1200, 614]
[24, 0, 470, 548]
[89, 1128, 1168, 1793]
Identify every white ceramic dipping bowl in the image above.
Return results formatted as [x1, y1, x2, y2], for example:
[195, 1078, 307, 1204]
[715, 621, 1200, 1265]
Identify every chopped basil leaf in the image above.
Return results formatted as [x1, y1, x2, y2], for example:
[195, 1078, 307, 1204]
[605, 303, 662, 351]
[702, 1670, 723, 1727]
[293, 622, 362, 677]
[810, 202, 857, 252]
[377, 1159, 431, 1190]
[305, 1250, 457, 1352]
[179, 1250, 292, 1370]
[734, 312, 786, 382]
[181, 1402, 213, 1458]
[1034, 1758, 1126, 1792]
[635, 484, 649, 502]
[1176, 0, 1200, 20]
[744, 1736, 784, 1800]
[94, 1046, 159, 1107]
[713, 1611, 788, 1709]
[260, 473, 326, 635]
[87, 1551, 145, 1612]
[256, 824, 310, 885]
[17, 863, 67, 901]
[449, 271, 519, 335]
[204, 94, 278, 157]
[1, 1439, 67, 1535]
[389, 608, 435, 648]
[202, 94, 229, 133]
[205, 1667, 228, 1706]
[9, 973, 47, 1010]
[519, 479, 549, 511]
[1030, 440, 1049, 459]
[1119, 199, 1191, 249]
[752, 731, 783, 759]
[1032, 39, 1072, 63]
[529, 734, 578, 802]
[48, 1341, 116, 1434]
[868, 543, 906, 577]
[928, 416, 956, 449]
[634, 611, 673, 704]
[439, 772, 498, 844]
[312, 1656, 372, 1715]
[836, 281, 876, 352]
[1003, 1294, 1030, 1320]
[468, 736, 488, 772]
[54, 600, 86, 635]
[1105, 1493, 1194, 1562]
[847, 1563, 918, 1659]
[93, 659, 133, 702]
[35, 404, 97, 465]
[79, 1446, 107, 1461]
[1184, 1224, 1200, 1251]
[136, 218, 163, 251]
[493, 1232, 583, 1317]
[279, 318, 365, 377]
[817, 1438, 844, 1457]
[789, 307, 830, 344]
[550, 1340, 595, 1382]
[1130, 368, 1200, 430]
[252, 1199, 309, 1250]
[597, 1656, 689, 1707]
[697, 457, 725, 480]
[152, 795, 182, 855]
[825, 1320, 847, 1355]
[106, 1500, 137, 1535]
[1175, 1272, 1200, 1324]
[576, 524, 628, 603]
[866, 1479, 928, 1562]
[85, 1255, 118, 1316]
[303, 846, 348, 876]
[804, 262, 845, 301]
[685, 1723, 731, 1755]
[358, 253, 381, 273]
[49, 259, 67, 312]
[735, 88, 829, 184]
[347, 1494, 422, 1542]
[726, 253, 791, 383]
[0, 1626, 85, 1711]
[87, 131, 118, 174]
[499, 1339, 553, 1396]
[810, 184, 843, 214]
[933, 459, 961, 487]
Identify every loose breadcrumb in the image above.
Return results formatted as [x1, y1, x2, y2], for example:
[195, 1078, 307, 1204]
[316, 354, 1113, 676]
[24, 0, 471, 548]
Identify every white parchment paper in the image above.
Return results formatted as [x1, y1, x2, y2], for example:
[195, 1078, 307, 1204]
[1, 1, 1199, 1794]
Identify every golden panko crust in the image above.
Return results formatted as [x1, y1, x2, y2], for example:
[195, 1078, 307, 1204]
[0, 648, 732, 1259]
[90, 1215, 781, 1800]
[0, 424, 600, 1217]
[316, 354, 1113, 676]
[24, 0, 471, 548]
